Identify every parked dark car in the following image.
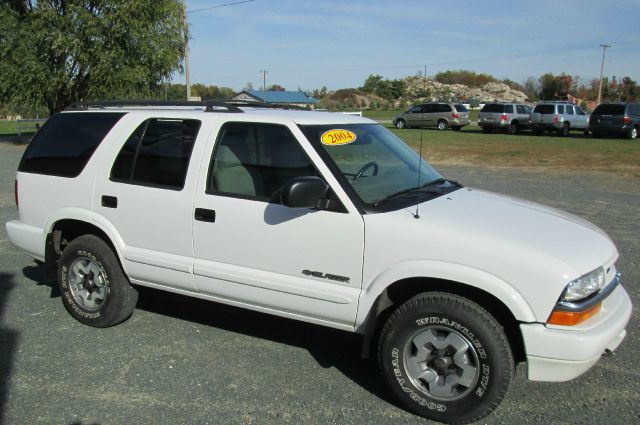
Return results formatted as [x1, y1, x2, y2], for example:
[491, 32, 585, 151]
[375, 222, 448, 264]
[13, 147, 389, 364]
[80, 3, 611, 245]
[589, 102, 640, 139]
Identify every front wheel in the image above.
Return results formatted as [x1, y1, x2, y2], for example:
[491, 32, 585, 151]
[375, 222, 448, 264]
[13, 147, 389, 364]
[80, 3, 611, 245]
[437, 120, 448, 131]
[629, 126, 638, 140]
[559, 123, 570, 137]
[378, 292, 514, 424]
[395, 119, 406, 129]
[58, 234, 138, 328]
[507, 122, 518, 135]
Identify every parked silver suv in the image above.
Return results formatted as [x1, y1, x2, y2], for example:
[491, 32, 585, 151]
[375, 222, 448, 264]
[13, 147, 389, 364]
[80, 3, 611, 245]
[478, 102, 532, 134]
[530, 101, 589, 136]
[393, 102, 470, 130]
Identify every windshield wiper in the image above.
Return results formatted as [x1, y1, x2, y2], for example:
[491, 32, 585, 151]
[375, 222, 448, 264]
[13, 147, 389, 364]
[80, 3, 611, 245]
[422, 178, 461, 188]
[373, 186, 442, 206]
[373, 178, 462, 206]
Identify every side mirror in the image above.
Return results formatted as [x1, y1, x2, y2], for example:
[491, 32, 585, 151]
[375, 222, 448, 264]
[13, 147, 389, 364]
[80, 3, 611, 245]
[280, 176, 329, 209]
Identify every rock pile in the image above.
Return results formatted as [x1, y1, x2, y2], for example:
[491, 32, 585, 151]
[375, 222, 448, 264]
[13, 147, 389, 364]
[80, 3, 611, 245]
[403, 76, 528, 103]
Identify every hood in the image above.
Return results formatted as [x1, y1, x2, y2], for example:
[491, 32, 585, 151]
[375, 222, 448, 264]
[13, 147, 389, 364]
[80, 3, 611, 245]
[412, 188, 617, 274]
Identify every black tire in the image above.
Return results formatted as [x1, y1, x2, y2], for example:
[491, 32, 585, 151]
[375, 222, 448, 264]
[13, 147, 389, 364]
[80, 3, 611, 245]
[437, 120, 448, 131]
[58, 234, 138, 328]
[451, 126, 462, 131]
[507, 122, 518, 135]
[583, 129, 591, 136]
[481, 126, 491, 134]
[592, 130, 601, 138]
[628, 126, 638, 140]
[532, 127, 543, 136]
[378, 292, 514, 424]
[560, 123, 570, 137]
[395, 119, 406, 129]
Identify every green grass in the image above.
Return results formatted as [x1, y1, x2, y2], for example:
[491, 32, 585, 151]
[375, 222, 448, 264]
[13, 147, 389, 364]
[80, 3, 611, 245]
[0, 120, 17, 135]
[389, 126, 640, 174]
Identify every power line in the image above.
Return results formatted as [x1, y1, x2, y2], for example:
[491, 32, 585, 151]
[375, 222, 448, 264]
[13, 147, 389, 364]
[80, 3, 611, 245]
[188, 0, 255, 14]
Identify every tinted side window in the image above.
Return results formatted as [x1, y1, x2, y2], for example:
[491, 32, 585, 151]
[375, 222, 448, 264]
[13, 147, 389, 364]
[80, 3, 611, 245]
[207, 123, 318, 201]
[110, 118, 200, 190]
[436, 104, 452, 113]
[454, 104, 468, 112]
[503, 105, 514, 114]
[408, 106, 422, 114]
[575, 107, 586, 116]
[516, 105, 529, 114]
[557, 105, 565, 114]
[481, 104, 502, 113]
[422, 104, 434, 113]
[592, 104, 626, 115]
[19, 112, 125, 177]
[534, 104, 555, 114]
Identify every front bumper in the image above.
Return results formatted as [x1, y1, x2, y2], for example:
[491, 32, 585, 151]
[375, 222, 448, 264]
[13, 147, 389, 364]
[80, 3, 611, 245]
[520, 283, 632, 382]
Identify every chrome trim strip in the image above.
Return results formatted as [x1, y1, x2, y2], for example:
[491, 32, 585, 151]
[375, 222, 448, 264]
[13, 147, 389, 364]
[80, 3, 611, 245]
[556, 272, 621, 312]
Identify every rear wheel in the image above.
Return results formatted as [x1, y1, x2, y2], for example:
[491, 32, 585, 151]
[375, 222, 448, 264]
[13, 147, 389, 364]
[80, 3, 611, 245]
[559, 122, 570, 137]
[507, 122, 518, 135]
[437, 120, 448, 131]
[396, 119, 406, 129]
[481, 126, 491, 134]
[58, 234, 138, 327]
[378, 292, 514, 424]
[629, 126, 638, 140]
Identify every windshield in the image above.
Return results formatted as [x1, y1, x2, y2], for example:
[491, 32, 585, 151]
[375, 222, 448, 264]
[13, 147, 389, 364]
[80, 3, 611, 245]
[299, 124, 457, 207]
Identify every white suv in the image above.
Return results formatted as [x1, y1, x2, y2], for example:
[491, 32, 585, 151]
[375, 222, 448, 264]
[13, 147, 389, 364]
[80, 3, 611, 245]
[6, 101, 631, 424]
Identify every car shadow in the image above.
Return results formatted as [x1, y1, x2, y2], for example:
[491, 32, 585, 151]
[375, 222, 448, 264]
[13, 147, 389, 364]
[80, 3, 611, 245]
[21, 263, 396, 407]
[0, 272, 19, 423]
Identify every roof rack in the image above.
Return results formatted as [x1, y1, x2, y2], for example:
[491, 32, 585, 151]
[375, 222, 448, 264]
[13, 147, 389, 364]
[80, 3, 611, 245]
[65, 99, 309, 113]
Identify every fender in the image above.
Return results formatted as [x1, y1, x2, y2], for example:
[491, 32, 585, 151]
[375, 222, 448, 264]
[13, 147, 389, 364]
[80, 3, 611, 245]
[44, 207, 129, 274]
[355, 259, 537, 331]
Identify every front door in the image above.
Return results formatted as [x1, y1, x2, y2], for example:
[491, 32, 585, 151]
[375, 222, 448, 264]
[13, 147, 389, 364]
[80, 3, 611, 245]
[192, 121, 364, 328]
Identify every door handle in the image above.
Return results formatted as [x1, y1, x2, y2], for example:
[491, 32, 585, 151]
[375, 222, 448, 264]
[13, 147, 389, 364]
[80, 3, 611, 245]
[194, 208, 216, 223]
[101, 195, 118, 208]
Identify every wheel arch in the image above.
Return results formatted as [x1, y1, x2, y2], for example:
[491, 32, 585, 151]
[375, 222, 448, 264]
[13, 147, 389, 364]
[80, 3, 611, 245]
[357, 270, 532, 364]
[45, 209, 127, 275]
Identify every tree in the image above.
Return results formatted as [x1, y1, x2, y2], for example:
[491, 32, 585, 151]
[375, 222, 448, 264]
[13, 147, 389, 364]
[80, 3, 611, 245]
[0, 0, 187, 115]
[267, 84, 286, 92]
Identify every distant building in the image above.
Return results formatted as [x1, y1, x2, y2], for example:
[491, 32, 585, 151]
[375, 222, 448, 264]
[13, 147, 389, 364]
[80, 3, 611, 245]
[231, 90, 319, 109]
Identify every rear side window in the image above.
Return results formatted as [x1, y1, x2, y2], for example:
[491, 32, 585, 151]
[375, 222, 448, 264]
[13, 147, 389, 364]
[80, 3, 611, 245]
[19, 112, 125, 177]
[557, 105, 565, 114]
[566, 105, 574, 114]
[592, 104, 626, 115]
[481, 104, 503, 113]
[435, 104, 452, 113]
[533, 104, 555, 114]
[110, 118, 200, 190]
[503, 105, 514, 114]
[454, 104, 468, 112]
[516, 105, 530, 114]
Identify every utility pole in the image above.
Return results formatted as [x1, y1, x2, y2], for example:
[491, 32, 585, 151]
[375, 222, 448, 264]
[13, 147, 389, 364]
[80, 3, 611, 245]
[260, 70, 268, 91]
[597, 44, 610, 105]
[182, 0, 191, 100]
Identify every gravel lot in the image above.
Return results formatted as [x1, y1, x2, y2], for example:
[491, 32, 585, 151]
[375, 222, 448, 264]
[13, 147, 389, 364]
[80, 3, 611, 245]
[0, 140, 638, 425]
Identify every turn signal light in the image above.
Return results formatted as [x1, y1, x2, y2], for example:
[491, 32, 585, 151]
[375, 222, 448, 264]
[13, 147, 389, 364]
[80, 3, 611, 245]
[452, 113, 459, 119]
[547, 302, 602, 326]
[501, 113, 507, 122]
[554, 114, 559, 124]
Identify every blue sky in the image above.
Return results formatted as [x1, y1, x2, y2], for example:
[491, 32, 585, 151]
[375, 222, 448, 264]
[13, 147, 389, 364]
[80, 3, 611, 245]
[180, 0, 640, 92]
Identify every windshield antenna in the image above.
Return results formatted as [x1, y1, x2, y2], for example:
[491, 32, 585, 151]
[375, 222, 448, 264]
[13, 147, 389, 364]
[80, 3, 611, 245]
[414, 65, 427, 219]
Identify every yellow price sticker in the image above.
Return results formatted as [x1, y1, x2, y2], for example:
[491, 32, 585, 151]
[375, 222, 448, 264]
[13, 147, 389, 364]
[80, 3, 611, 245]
[321, 129, 357, 146]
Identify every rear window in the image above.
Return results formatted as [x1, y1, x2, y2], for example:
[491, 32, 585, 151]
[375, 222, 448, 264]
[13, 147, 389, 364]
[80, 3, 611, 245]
[480, 104, 503, 113]
[533, 104, 555, 114]
[454, 104, 468, 112]
[19, 112, 125, 177]
[592, 104, 626, 116]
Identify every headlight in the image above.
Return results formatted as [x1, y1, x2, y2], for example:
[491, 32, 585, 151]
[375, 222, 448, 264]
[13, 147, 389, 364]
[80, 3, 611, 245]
[561, 267, 606, 302]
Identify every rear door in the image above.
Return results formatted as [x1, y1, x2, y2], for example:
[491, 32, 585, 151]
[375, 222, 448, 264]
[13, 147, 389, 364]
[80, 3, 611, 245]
[191, 121, 364, 328]
[516, 104, 532, 127]
[94, 115, 207, 292]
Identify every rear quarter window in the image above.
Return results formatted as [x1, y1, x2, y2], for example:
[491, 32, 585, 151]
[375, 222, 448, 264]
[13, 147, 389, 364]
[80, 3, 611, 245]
[454, 104, 468, 112]
[533, 104, 555, 114]
[19, 112, 125, 177]
[481, 104, 503, 113]
[592, 104, 626, 116]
